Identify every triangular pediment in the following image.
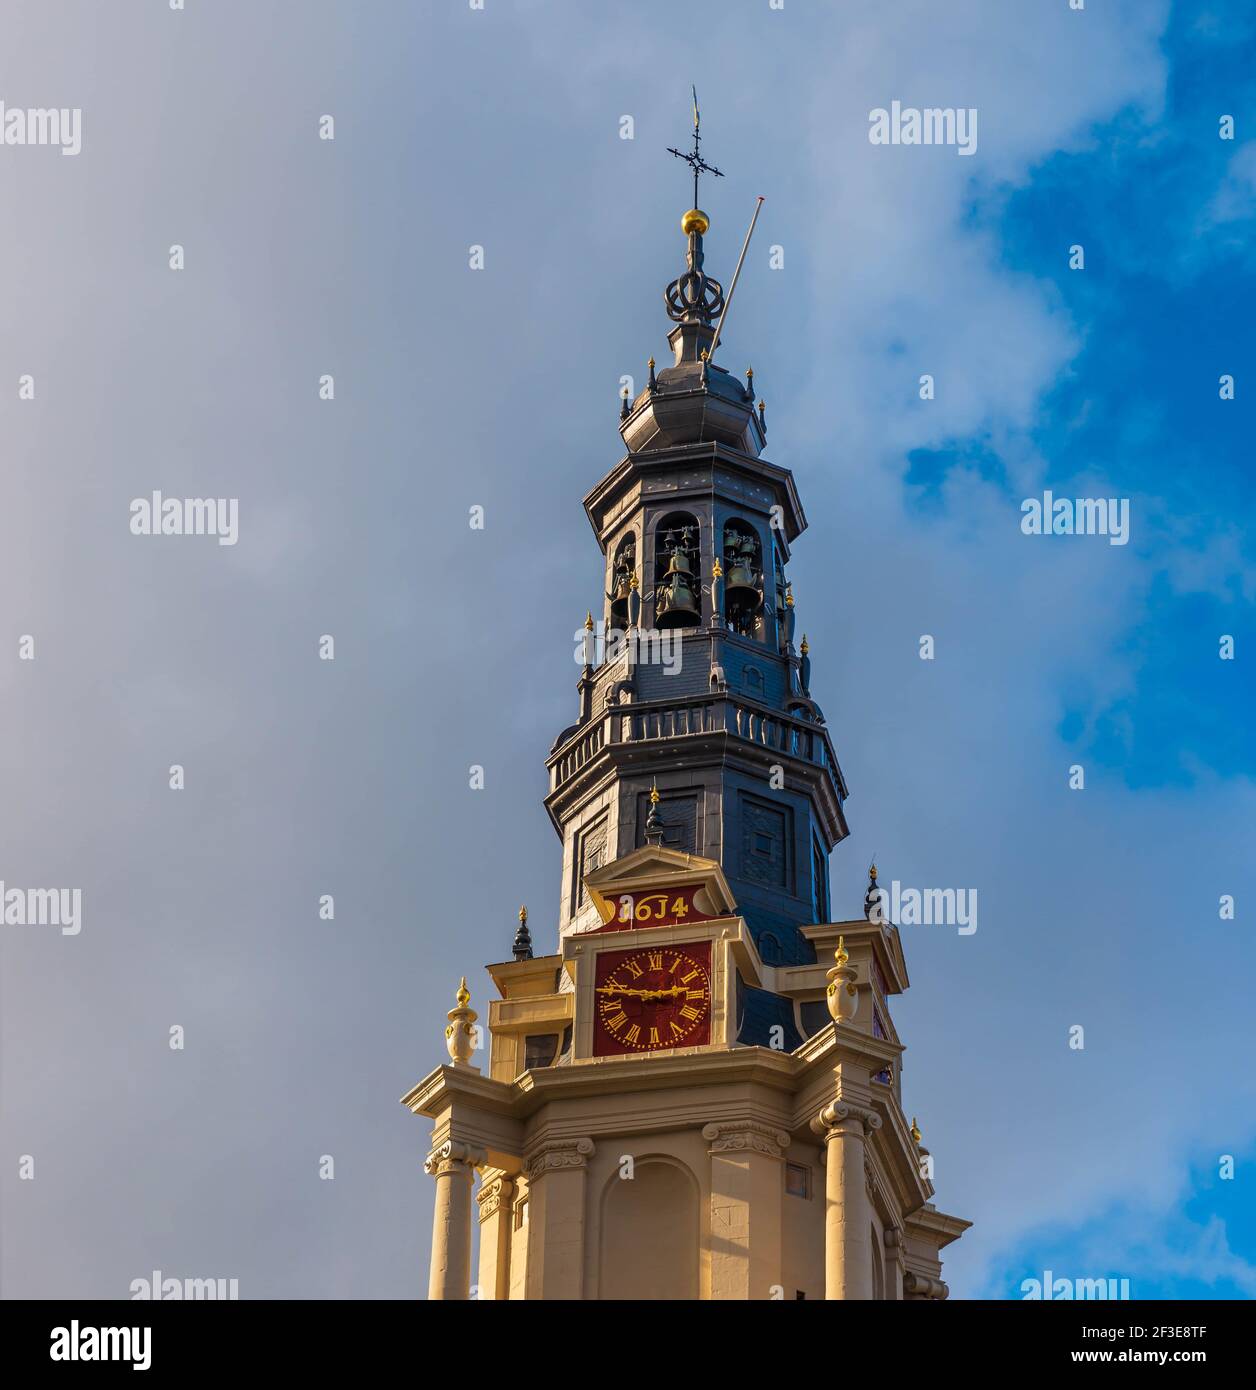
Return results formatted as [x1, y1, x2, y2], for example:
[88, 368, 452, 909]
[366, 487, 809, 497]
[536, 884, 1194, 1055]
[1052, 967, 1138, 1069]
[582, 845, 738, 929]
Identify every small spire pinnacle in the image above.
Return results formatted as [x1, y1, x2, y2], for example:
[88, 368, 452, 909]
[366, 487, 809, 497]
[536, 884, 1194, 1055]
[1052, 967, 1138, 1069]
[800, 634, 809, 655]
[785, 586, 794, 609]
[910, 1117, 922, 1145]
[455, 975, 470, 1008]
[512, 905, 533, 962]
[645, 779, 665, 844]
[834, 935, 848, 967]
[712, 556, 723, 579]
[584, 611, 594, 632]
[864, 862, 883, 924]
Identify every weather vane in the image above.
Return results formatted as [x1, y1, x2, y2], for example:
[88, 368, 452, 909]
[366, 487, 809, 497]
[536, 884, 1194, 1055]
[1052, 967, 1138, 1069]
[667, 85, 724, 207]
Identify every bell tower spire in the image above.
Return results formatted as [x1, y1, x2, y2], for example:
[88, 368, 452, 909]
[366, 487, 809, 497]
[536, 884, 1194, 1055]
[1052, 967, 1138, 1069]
[405, 114, 971, 1303]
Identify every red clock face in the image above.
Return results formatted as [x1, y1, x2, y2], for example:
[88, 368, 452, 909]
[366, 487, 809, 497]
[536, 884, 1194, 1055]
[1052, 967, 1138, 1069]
[593, 942, 712, 1055]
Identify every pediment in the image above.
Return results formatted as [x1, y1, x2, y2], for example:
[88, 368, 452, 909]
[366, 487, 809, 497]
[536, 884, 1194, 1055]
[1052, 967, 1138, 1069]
[582, 845, 738, 930]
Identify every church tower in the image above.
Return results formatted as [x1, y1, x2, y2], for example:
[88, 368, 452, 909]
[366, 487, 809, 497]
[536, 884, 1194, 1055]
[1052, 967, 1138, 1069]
[403, 126, 970, 1300]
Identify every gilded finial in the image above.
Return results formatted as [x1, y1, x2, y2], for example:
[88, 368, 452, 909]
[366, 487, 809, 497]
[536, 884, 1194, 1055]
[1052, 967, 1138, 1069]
[785, 586, 794, 609]
[712, 556, 723, 579]
[446, 975, 479, 1064]
[629, 571, 639, 590]
[584, 611, 594, 631]
[800, 634, 809, 655]
[519, 905, 527, 925]
[649, 780, 660, 806]
[834, 935, 848, 967]
[681, 208, 710, 237]
[700, 348, 709, 361]
[757, 399, 765, 412]
[870, 863, 877, 881]
[648, 357, 655, 369]
[910, 1117, 922, 1145]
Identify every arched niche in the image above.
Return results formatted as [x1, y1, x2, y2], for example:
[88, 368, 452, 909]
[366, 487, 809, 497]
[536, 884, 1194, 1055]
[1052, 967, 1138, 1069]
[654, 513, 701, 629]
[599, 1156, 700, 1300]
[722, 518, 764, 640]
[608, 530, 637, 633]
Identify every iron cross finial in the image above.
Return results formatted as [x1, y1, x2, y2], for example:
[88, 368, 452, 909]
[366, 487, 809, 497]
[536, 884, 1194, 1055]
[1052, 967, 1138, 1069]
[667, 85, 724, 208]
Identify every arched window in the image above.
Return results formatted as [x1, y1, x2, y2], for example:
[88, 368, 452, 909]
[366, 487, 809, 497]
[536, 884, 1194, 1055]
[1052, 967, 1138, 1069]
[654, 513, 701, 628]
[608, 531, 637, 633]
[722, 518, 763, 639]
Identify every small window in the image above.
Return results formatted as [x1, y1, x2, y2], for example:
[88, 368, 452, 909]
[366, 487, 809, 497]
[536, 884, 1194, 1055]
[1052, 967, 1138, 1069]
[754, 832, 772, 855]
[514, 1199, 528, 1231]
[524, 1034, 559, 1070]
[785, 1162, 812, 1199]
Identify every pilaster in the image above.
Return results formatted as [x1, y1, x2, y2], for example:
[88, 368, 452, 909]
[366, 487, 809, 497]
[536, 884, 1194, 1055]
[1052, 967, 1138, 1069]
[523, 1137, 595, 1299]
[474, 1174, 515, 1300]
[703, 1121, 790, 1299]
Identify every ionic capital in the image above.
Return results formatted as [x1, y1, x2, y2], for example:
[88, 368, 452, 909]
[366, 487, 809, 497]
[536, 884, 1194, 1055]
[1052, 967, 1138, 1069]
[423, 1139, 486, 1178]
[475, 1175, 515, 1222]
[810, 1101, 883, 1141]
[702, 1120, 791, 1158]
[523, 1136, 595, 1179]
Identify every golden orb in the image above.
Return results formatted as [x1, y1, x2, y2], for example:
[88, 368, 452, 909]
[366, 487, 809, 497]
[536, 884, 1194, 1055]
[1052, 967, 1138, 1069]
[681, 208, 710, 236]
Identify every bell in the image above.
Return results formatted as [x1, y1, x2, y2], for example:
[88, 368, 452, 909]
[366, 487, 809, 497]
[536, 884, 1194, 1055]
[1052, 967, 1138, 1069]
[666, 549, 692, 576]
[725, 558, 759, 599]
[656, 569, 700, 627]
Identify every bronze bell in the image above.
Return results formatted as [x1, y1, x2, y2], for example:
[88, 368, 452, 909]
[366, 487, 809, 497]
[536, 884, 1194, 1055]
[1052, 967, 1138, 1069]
[725, 537, 760, 601]
[656, 551, 700, 628]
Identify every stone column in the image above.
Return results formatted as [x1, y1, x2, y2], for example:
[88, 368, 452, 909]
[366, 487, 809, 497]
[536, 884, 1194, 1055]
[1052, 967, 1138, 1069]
[703, 1121, 790, 1300]
[474, 1174, 515, 1300]
[523, 1137, 595, 1300]
[811, 1102, 881, 1300]
[424, 1140, 484, 1300]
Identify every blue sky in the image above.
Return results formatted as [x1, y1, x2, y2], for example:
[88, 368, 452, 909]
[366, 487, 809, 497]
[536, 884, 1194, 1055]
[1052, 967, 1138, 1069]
[1, 0, 1252, 1300]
